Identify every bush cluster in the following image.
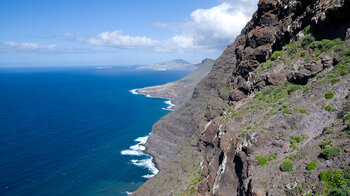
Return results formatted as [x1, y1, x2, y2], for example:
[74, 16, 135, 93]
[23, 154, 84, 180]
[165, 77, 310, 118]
[322, 145, 341, 159]
[256, 153, 277, 166]
[325, 105, 336, 112]
[283, 109, 291, 114]
[325, 92, 334, 99]
[261, 60, 274, 70]
[293, 107, 307, 114]
[270, 51, 284, 61]
[306, 161, 317, 170]
[280, 159, 294, 172]
[319, 169, 350, 195]
[301, 35, 315, 47]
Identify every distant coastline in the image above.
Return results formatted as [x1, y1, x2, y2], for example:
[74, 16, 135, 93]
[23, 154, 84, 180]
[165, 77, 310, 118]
[129, 88, 176, 111]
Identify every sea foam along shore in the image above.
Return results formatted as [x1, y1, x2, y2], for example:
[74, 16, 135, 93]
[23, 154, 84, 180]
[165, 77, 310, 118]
[123, 88, 174, 179]
[129, 89, 176, 111]
[121, 135, 159, 178]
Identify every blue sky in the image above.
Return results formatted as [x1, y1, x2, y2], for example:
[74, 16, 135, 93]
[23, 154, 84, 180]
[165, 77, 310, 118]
[0, 0, 257, 67]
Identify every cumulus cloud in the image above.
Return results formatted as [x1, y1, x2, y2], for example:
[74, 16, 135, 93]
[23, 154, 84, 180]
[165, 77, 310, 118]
[65, 31, 159, 49]
[87, 30, 158, 49]
[176, 1, 255, 50]
[65, 0, 258, 52]
[0, 41, 94, 53]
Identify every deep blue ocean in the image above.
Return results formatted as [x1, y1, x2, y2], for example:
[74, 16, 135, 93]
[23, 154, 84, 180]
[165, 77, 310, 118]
[0, 67, 189, 196]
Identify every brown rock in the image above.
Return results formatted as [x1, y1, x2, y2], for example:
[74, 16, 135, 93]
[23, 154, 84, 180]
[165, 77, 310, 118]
[267, 71, 287, 85]
[229, 89, 246, 101]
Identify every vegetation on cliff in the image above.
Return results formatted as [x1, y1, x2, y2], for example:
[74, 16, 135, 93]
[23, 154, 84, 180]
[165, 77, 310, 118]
[134, 0, 350, 195]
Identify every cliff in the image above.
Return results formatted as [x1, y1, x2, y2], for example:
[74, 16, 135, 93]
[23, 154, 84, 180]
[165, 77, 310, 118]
[135, 0, 350, 195]
[137, 59, 215, 107]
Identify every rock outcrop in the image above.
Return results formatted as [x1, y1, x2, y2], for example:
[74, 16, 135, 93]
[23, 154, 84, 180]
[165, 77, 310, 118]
[135, 0, 350, 195]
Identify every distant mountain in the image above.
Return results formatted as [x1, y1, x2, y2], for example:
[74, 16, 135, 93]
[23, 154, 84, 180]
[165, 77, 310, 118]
[136, 59, 199, 71]
[136, 58, 215, 107]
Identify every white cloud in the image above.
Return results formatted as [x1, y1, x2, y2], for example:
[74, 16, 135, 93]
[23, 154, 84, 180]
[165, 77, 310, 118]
[0, 41, 94, 53]
[86, 30, 158, 49]
[177, 1, 254, 50]
[0, 42, 57, 52]
[65, 0, 258, 52]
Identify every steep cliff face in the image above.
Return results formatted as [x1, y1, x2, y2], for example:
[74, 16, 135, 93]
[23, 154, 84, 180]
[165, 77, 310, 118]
[135, 0, 350, 195]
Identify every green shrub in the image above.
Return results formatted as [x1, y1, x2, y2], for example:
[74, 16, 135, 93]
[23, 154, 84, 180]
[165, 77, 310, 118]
[322, 145, 341, 159]
[304, 25, 311, 34]
[335, 61, 350, 76]
[325, 105, 336, 112]
[256, 153, 277, 166]
[290, 142, 297, 150]
[317, 74, 325, 79]
[341, 48, 350, 56]
[279, 103, 289, 110]
[189, 188, 196, 194]
[312, 56, 320, 61]
[321, 139, 331, 149]
[309, 38, 343, 52]
[288, 46, 298, 56]
[284, 41, 296, 50]
[331, 78, 341, 84]
[255, 93, 265, 100]
[221, 87, 229, 94]
[267, 153, 277, 161]
[287, 84, 303, 94]
[280, 159, 294, 172]
[241, 129, 247, 137]
[191, 175, 200, 185]
[301, 35, 315, 47]
[299, 51, 307, 58]
[325, 92, 334, 99]
[319, 170, 333, 181]
[319, 169, 350, 195]
[261, 60, 274, 70]
[299, 108, 307, 114]
[293, 107, 307, 114]
[326, 128, 334, 134]
[256, 156, 267, 166]
[306, 161, 317, 170]
[271, 51, 284, 61]
[292, 136, 301, 143]
[345, 114, 350, 120]
[246, 125, 257, 129]
[283, 109, 291, 114]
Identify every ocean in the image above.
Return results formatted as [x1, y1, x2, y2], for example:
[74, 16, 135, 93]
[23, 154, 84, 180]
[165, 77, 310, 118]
[0, 66, 189, 196]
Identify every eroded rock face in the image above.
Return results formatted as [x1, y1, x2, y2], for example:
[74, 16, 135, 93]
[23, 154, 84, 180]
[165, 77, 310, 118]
[136, 0, 350, 195]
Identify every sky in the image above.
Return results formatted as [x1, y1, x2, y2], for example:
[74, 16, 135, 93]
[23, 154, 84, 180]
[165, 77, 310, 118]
[0, 0, 257, 67]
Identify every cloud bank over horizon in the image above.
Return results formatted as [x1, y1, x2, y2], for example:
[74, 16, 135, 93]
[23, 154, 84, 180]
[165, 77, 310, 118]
[0, 0, 258, 58]
[63, 0, 257, 52]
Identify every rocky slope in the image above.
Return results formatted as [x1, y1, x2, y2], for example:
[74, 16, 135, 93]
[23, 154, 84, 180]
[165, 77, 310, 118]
[136, 59, 215, 107]
[135, 0, 350, 195]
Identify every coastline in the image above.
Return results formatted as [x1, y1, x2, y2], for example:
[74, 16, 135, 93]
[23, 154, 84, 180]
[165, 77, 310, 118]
[120, 134, 159, 179]
[129, 88, 176, 111]
[121, 88, 176, 183]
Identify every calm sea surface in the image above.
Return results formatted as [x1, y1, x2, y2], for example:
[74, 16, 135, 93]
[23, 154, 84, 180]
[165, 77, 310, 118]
[0, 67, 189, 196]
